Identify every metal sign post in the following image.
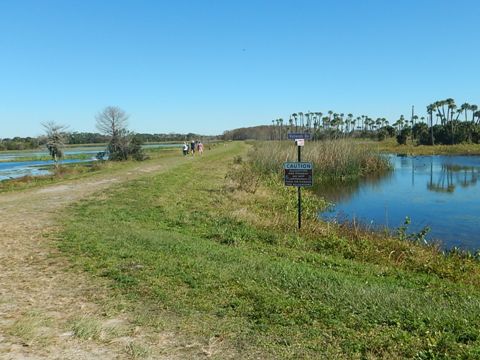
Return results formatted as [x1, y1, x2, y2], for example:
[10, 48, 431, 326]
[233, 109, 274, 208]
[297, 142, 302, 229]
[284, 139, 313, 229]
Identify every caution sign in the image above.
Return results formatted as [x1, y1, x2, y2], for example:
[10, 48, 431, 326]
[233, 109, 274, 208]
[284, 162, 313, 187]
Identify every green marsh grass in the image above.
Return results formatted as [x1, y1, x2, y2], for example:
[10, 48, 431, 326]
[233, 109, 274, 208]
[59, 142, 480, 359]
[365, 137, 480, 155]
[250, 140, 391, 181]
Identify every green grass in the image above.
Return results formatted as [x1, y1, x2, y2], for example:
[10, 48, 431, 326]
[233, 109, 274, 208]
[59, 141, 480, 359]
[365, 138, 480, 155]
[7, 310, 52, 346]
[70, 317, 102, 340]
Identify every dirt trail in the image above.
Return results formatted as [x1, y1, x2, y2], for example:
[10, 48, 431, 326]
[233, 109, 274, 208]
[0, 158, 206, 359]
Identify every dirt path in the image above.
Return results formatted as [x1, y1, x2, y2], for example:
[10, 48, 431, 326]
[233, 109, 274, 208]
[0, 157, 206, 359]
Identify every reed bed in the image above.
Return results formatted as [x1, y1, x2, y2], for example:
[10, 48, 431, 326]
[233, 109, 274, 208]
[250, 139, 391, 181]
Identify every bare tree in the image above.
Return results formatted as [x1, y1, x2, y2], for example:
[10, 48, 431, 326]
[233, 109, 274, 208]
[95, 106, 144, 161]
[95, 106, 129, 138]
[42, 121, 68, 169]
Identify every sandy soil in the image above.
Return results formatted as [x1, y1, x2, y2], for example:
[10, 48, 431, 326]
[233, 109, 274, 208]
[0, 159, 216, 359]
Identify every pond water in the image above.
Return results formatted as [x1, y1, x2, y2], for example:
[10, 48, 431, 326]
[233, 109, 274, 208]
[0, 159, 91, 181]
[320, 155, 480, 251]
[0, 143, 182, 161]
[0, 143, 182, 180]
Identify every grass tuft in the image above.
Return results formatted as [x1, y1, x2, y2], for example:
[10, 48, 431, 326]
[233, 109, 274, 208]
[70, 317, 102, 340]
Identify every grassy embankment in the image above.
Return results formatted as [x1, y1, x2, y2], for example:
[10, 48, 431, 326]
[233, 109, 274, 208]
[58, 141, 480, 359]
[365, 137, 480, 155]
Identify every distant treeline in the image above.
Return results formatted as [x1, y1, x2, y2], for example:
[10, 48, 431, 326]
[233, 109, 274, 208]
[67, 132, 211, 144]
[221, 126, 273, 141]
[0, 132, 215, 151]
[0, 137, 41, 151]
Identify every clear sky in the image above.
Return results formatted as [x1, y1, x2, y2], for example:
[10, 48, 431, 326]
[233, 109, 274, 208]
[1, 0, 479, 138]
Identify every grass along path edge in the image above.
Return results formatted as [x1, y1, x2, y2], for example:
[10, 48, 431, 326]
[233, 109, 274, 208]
[0, 145, 231, 359]
[60, 142, 480, 359]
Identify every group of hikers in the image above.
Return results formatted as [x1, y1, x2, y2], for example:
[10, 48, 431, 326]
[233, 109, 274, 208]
[182, 140, 204, 156]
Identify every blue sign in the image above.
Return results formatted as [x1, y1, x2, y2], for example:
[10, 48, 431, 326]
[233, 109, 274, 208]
[287, 132, 311, 140]
[284, 162, 313, 187]
[283, 162, 313, 170]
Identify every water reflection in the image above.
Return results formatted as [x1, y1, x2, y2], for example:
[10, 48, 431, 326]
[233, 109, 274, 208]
[315, 171, 392, 203]
[319, 155, 480, 251]
[425, 162, 478, 193]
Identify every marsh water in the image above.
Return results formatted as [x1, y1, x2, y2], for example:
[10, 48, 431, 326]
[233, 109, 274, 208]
[320, 155, 480, 251]
[0, 144, 181, 181]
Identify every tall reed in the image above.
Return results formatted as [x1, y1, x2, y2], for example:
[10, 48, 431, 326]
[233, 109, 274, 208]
[250, 139, 391, 181]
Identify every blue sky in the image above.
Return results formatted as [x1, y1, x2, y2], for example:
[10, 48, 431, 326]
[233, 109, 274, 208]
[1, 0, 479, 137]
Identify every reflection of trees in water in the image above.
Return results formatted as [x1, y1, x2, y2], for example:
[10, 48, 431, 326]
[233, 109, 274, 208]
[427, 161, 479, 193]
[315, 171, 392, 203]
[317, 157, 480, 201]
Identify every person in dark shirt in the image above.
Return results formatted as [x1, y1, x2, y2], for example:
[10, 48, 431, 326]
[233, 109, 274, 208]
[190, 140, 196, 156]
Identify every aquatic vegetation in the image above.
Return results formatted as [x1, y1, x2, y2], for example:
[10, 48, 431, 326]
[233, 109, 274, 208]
[250, 139, 391, 181]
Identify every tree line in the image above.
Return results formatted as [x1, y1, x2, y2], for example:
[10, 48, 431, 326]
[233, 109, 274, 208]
[1, 127, 209, 152]
[1, 105, 218, 169]
[262, 99, 480, 145]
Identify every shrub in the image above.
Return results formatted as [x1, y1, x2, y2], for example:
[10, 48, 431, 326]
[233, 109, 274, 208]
[225, 162, 260, 193]
[108, 133, 145, 161]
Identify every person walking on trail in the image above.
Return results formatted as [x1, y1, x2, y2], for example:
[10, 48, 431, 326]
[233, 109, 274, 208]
[182, 142, 189, 156]
[190, 140, 196, 156]
[198, 141, 204, 155]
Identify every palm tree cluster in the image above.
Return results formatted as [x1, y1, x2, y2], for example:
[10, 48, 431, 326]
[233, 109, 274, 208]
[270, 111, 392, 141]
[421, 99, 480, 145]
[270, 99, 480, 146]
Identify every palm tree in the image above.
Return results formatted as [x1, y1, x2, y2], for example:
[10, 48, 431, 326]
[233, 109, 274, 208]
[298, 112, 304, 131]
[288, 116, 294, 133]
[412, 115, 418, 126]
[470, 105, 478, 122]
[438, 99, 447, 125]
[446, 98, 455, 123]
[327, 110, 333, 130]
[460, 103, 470, 122]
[305, 112, 311, 133]
[360, 115, 366, 131]
[474, 110, 480, 124]
[346, 113, 353, 133]
[427, 104, 434, 145]
[322, 116, 330, 130]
